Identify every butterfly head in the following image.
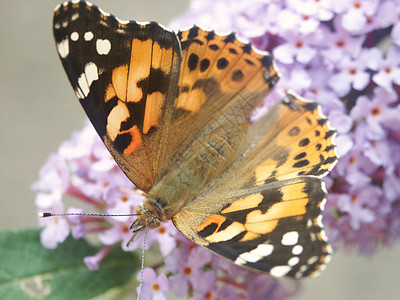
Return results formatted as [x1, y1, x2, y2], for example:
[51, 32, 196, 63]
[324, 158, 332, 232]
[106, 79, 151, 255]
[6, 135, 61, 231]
[130, 201, 163, 233]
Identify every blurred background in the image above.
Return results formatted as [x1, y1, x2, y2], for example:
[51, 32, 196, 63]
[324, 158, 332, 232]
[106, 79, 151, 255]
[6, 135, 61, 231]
[1, 1, 399, 299]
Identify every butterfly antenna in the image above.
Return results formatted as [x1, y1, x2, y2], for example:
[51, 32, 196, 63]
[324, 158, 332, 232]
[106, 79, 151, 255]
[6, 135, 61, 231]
[137, 223, 148, 300]
[38, 212, 139, 218]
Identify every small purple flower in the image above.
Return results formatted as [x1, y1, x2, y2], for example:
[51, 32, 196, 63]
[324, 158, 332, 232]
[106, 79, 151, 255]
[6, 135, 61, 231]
[329, 50, 374, 96]
[371, 46, 400, 94]
[337, 187, 378, 230]
[166, 245, 216, 296]
[148, 221, 177, 257]
[351, 87, 400, 140]
[67, 207, 86, 239]
[84, 245, 114, 270]
[33, 153, 69, 208]
[320, 20, 364, 63]
[273, 30, 322, 64]
[38, 201, 69, 249]
[332, 0, 379, 32]
[137, 268, 169, 300]
[190, 284, 238, 300]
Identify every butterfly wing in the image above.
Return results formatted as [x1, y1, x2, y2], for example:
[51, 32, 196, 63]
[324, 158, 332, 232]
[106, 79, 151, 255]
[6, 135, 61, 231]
[148, 27, 280, 207]
[53, 2, 181, 191]
[165, 26, 279, 170]
[172, 93, 338, 278]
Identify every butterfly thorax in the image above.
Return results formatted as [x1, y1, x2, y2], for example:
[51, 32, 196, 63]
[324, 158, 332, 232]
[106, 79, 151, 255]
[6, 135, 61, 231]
[147, 167, 207, 219]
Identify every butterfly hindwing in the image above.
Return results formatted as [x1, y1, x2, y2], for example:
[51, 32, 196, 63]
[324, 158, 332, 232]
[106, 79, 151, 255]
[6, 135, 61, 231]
[172, 93, 337, 278]
[53, 1, 181, 191]
[173, 177, 331, 278]
[229, 92, 338, 189]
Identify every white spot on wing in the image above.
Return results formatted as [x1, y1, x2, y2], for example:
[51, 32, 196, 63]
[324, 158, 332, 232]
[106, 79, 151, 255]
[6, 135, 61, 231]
[309, 270, 321, 278]
[76, 62, 99, 99]
[270, 265, 291, 277]
[98, 7, 110, 17]
[74, 88, 84, 99]
[137, 20, 150, 26]
[319, 263, 327, 272]
[96, 39, 111, 55]
[324, 254, 332, 264]
[307, 256, 318, 265]
[116, 17, 129, 24]
[320, 229, 328, 242]
[70, 32, 79, 41]
[252, 244, 274, 257]
[85, 62, 99, 88]
[84, 31, 94, 41]
[299, 265, 308, 272]
[316, 215, 323, 227]
[71, 13, 79, 21]
[77, 75, 89, 98]
[237, 252, 260, 263]
[234, 256, 246, 265]
[234, 243, 274, 265]
[292, 245, 303, 255]
[57, 38, 69, 58]
[288, 256, 300, 266]
[281, 231, 299, 246]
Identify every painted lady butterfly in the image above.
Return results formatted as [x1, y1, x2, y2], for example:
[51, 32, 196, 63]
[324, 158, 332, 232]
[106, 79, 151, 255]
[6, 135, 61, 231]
[53, 1, 338, 278]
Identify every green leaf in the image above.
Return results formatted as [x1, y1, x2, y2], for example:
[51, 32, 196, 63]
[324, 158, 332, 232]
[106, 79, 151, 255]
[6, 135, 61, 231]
[0, 228, 139, 300]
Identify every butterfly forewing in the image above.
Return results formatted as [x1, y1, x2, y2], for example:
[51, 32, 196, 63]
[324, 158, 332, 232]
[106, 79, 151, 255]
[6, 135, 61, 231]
[166, 26, 280, 168]
[149, 27, 280, 208]
[53, 1, 181, 191]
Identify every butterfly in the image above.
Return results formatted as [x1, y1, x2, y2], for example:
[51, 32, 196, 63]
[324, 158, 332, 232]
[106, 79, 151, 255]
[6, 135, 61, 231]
[53, 0, 338, 279]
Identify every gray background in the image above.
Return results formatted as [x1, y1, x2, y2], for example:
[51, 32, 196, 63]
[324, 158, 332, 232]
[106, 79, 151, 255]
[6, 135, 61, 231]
[1, 1, 399, 299]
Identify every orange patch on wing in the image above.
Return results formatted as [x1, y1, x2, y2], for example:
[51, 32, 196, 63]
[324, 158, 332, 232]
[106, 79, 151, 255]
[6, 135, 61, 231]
[280, 181, 307, 201]
[152, 42, 173, 73]
[205, 221, 245, 243]
[221, 193, 264, 214]
[176, 88, 206, 112]
[105, 84, 116, 102]
[127, 38, 152, 102]
[112, 65, 128, 101]
[198, 215, 226, 232]
[246, 219, 278, 235]
[107, 101, 129, 140]
[255, 158, 278, 185]
[143, 92, 163, 134]
[246, 197, 307, 227]
[122, 125, 142, 155]
[239, 232, 260, 242]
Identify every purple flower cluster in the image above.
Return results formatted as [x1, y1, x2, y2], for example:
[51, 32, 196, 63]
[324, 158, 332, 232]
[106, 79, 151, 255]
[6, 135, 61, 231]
[34, 0, 400, 299]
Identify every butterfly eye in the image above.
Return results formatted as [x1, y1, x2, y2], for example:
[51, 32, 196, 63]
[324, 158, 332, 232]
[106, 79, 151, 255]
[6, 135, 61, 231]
[148, 218, 161, 229]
